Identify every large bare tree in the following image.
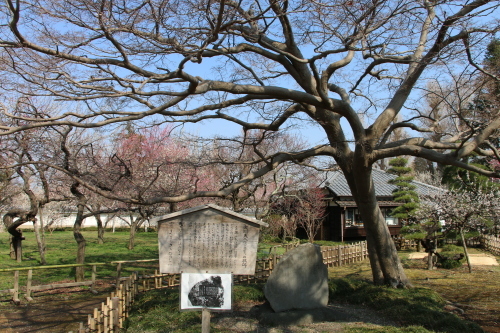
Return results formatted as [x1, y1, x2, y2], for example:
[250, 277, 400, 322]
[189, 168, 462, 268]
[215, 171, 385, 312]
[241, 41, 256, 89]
[0, 97, 74, 264]
[1, 0, 500, 287]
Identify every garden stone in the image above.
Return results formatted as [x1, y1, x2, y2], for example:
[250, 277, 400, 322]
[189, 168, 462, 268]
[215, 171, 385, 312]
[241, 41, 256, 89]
[264, 243, 328, 312]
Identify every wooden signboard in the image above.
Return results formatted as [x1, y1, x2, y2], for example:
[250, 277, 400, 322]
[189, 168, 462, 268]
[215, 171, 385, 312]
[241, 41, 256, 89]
[155, 204, 268, 275]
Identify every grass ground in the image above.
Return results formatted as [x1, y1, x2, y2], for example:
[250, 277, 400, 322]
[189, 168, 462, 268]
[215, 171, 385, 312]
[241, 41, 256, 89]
[0, 229, 160, 292]
[0, 230, 285, 291]
[126, 247, 500, 333]
[125, 257, 498, 333]
[330, 248, 500, 333]
[1, 231, 499, 332]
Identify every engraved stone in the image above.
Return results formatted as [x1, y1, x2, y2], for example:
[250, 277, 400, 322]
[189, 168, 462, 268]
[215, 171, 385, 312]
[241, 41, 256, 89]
[264, 243, 329, 312]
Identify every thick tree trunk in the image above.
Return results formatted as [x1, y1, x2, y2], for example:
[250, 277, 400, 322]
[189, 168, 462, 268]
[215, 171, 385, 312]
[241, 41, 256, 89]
[4, 211, 33, 262]
[15, 235, 22, 263]
[71, 183, 87, 282]
[346, 167, 411, 288]
[459, 227, 472, 273]
[365, 231, 385, 285]
[427, 253, 434, 270]
[74, 212, 86, 282]
[128, 220, 137, 250]
[128, 217, 145, 250]
[33, 219, 47, 265]
[9, 235, 16, 260]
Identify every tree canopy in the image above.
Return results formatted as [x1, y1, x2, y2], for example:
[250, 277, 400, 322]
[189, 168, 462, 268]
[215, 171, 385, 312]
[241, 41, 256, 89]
[1, 0, 500, 287]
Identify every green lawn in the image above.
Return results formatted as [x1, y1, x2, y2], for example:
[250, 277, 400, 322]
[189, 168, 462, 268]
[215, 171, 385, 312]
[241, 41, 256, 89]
[0, 230, 292, 291]
[0, 229, 159, 291]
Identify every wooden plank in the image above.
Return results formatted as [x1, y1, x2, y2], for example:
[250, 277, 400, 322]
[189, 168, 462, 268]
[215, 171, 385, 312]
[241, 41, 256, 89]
[29, 280, 93, 291]
[0, 262, 108, 273]
[111, 259, 159, 264]
[0, 289, 15, 295]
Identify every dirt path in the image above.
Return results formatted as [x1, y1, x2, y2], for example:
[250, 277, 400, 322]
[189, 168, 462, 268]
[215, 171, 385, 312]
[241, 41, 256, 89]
[0, 292, 106, 333]
[0, 284, 110, 333]
[408, 252, 499, 265]
[210, 302, 399, 333]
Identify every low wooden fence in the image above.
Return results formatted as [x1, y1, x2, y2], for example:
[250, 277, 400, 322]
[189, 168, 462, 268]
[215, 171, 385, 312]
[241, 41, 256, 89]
[393, 236, 420, 251]
[394, 236, 486, 251]
[442, 237, 482, 247]
[0, 259, 159, 303]
[78, 242, 368, 332]
[0, 263, 105, 304]
[482, 235, 500, 255]
[0, 242, 368, 332]
[83, 272, 139, 332]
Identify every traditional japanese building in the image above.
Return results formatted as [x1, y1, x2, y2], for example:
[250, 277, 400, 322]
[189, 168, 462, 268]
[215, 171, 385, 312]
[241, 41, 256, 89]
[319, 169, 442, 242]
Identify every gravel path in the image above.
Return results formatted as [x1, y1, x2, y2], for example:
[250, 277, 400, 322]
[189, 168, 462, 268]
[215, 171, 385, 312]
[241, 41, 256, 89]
[408, 253, 499, 265]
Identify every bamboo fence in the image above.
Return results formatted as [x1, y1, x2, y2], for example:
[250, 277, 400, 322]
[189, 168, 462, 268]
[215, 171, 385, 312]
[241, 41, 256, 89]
[83, 272, 139, 333]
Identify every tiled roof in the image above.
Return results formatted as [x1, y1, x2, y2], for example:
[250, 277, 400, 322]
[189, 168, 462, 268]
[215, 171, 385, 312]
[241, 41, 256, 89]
[321, 169, 443, 198]
[332, 200, 401, 207]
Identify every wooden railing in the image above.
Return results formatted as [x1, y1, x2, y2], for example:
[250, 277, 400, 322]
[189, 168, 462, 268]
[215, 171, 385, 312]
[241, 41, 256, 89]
[79, 237, 500, 333]
[0, 263, 105, 304]
[78, 242, 369, 332]
[5, 236, 498, 332]
[0, 259, 159, 303]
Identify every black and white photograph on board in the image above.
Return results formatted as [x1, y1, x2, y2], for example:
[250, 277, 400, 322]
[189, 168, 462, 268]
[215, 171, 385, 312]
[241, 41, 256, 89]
[180, 273, 232, 311]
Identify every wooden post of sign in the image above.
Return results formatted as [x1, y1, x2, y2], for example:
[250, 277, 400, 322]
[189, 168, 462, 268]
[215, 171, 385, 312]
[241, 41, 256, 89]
[202, 308, 211, 333]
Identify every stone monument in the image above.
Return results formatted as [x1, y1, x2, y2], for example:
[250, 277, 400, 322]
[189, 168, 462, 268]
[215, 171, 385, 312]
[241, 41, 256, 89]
[264, 243, 329, 312]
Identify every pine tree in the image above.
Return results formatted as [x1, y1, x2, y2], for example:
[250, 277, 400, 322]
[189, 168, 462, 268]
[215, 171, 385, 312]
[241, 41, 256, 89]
[387, 157, 420, 222]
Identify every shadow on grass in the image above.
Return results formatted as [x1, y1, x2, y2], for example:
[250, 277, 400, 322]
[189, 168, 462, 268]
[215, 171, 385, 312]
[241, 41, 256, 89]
[125, 280, 482, 333]
[329, 278, 483, 333]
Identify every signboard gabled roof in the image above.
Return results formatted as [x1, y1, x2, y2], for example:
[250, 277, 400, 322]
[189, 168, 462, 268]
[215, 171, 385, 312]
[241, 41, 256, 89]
[152, 203, 269, 227]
